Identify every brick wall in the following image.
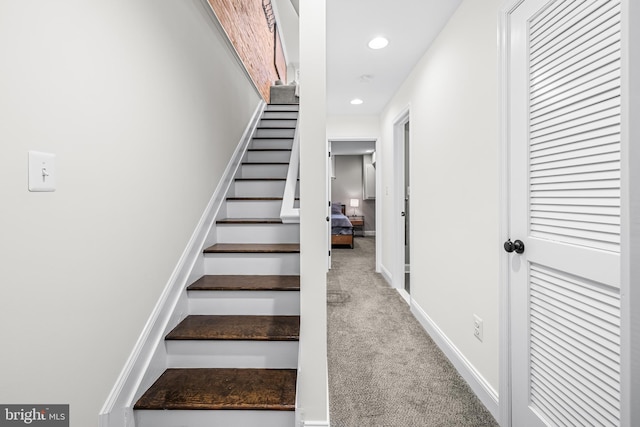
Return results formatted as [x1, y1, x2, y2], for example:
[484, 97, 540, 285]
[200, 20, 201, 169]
[208, 0, 281, 102]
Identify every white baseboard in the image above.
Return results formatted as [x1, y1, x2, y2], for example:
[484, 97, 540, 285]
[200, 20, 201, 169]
[303, 422, 330, 427]
[410, 300, 500, 422]
[99, 101, 266, 427]
[364, 230, 376, 237]
[380, 263, 393, 286]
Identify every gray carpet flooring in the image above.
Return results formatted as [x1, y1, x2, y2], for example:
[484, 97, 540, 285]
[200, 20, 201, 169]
[327, 237, 498, 427]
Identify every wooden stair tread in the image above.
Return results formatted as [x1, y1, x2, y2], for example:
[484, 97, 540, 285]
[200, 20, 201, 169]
[216, 218, 284, 224]
[188, 275, 300, 291]
[204, 243, 300, 253]
[166, 315, 300, 341]
[248, 148, 292, 151]
[134, 368, 296, 411]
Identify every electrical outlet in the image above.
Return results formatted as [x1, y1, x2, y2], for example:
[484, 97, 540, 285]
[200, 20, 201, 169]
[473, 314, 483, 342]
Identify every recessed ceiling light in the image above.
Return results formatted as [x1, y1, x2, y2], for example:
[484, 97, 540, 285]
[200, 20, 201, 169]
[368, 37, 389, 50]
[350, 98, 364, 105]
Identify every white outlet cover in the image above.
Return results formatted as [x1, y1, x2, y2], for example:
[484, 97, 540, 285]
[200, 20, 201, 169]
[28, 151, 56, 192]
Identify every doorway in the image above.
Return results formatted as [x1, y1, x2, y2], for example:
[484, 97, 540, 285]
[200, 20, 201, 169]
[394, 108, 410, 301]
[327, 138, 379, 269]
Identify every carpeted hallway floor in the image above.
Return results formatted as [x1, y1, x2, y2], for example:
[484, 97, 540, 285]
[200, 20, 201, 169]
[327, 237, 498, 427]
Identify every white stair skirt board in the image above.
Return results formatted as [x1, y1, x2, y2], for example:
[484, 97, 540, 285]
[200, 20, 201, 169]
[250, 138, 294, 149]
[245, 150, 292, 163]
[232, 180, 286, 198]
[216, 223, 300, 244]
[166, 340, 299, 369]
[226, 199, 283, 218]
[259, 119, 297, 128]
[240, 163, 289, 178]
[204, 253, 300, 275]
[135, 409, 294, 427]
[255, 128, 296, 138]
[410, 300, 500, 421]
[188, 290, 300, 315]
[262, 111, 298, 120]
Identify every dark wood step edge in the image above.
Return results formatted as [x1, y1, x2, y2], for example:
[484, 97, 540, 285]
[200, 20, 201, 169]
[133, 368, 296, 411]
[204, 243, 300, 254]
[187, 275, 300, 291]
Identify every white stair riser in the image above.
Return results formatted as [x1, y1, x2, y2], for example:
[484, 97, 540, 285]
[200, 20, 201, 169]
[240, 164, 289, 178]
[204, 253, 300, 275]
[233, 180, 285, 198]
[166, 340, 298, 369]
[262, 111, 298, 120]
[188, 290, 300, 315]
[255, 128, 295, 138]
[135, 409, 294, 427]
[217, 223, 299, 244]
[225, 200, 282, 218]
[259, 119, 297, 128]
[246, 150, 291, 163]
[250, 138, 293, 149]
[266, 104, 299, 112]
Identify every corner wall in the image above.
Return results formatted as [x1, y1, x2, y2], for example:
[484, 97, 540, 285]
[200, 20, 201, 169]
[0, 1, 259, 425]
[379, 0, 501, 398]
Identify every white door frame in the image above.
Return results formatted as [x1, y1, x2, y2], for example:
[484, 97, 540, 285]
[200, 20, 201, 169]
[393, 107, 410, 303]
[499, 1, 640, 426]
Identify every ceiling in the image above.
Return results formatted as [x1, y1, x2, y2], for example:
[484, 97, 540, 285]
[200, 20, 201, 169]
[325, 0, 462, 116]
[279, 0, 462, 116]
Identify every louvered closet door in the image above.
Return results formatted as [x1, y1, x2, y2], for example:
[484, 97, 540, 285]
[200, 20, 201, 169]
[508, 0, 622, 426]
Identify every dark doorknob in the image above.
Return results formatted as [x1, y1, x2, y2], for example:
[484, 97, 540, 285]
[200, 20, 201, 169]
[504, 239, 525, 254]
[401, 212, 406, 217]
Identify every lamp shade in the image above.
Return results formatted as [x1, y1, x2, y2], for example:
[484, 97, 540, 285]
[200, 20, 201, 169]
[350, 199, 359, 208]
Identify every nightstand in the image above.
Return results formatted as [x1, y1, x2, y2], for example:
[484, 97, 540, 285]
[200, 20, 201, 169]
[349, 216, 364, 237]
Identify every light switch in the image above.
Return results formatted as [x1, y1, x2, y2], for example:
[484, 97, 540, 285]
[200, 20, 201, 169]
[28, 151, 56, 192]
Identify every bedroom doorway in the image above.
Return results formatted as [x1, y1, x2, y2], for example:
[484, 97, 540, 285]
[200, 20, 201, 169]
[327, 138, 378, 269]
[394, 108, 410, 301]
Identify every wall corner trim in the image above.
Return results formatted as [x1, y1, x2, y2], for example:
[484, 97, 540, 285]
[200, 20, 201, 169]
[410, 300, 500, 422]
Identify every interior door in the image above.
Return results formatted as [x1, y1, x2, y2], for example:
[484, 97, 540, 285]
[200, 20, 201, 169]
[507, 0, 622, 425]
[404, 121, 410, 293]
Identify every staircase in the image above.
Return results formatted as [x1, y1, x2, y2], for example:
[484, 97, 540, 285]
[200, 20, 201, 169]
[133, 103, 300, 427]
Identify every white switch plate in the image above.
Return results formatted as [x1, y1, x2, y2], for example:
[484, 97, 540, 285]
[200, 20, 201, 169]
[28, 151, 56, 192]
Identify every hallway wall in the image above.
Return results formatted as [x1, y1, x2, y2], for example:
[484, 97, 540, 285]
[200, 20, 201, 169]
[0, 1, 260, 425]
[379, 0, 501, 396]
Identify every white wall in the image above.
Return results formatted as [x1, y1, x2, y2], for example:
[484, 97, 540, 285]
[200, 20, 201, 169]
[298, 0, 329, 425]
[327, 115, 380, 139]
[0, 1, 259, 425]
[379, 0, 501, 393]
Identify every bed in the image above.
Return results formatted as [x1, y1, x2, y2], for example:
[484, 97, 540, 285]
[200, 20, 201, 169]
[331, 203, 354, 249]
